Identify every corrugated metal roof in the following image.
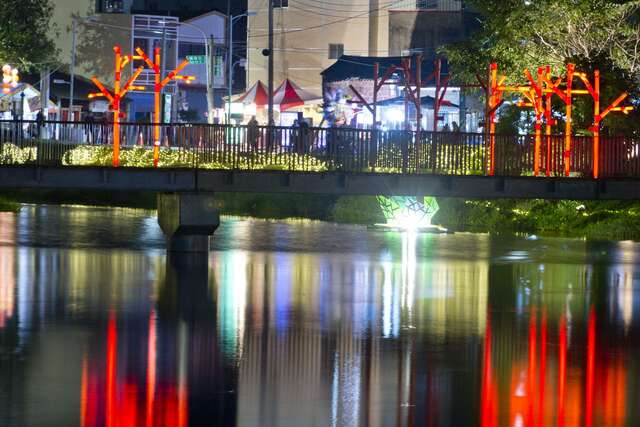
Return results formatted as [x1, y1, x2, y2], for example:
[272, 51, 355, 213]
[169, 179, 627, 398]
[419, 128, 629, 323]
[321, 55, 450, 84]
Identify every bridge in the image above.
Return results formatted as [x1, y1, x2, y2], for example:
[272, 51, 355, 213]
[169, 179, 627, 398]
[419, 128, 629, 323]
[2, 120, 640, 251]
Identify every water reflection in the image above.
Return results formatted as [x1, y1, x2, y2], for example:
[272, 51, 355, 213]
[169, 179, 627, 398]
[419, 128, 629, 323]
[0, 213, 15, 329]
[1, 206, 640, 426]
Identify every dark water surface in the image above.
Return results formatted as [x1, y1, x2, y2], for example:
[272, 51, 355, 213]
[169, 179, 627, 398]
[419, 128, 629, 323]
[1, 205, 640, 426]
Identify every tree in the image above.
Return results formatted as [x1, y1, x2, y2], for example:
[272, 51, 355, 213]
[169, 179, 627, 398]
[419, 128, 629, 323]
[0, 0, 58, 69]
[444, 0, 640, 82]
[443, 0, 640, 135]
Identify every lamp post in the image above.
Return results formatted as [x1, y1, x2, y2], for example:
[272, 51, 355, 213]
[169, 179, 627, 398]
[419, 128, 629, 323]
[227, 12, 256, 124]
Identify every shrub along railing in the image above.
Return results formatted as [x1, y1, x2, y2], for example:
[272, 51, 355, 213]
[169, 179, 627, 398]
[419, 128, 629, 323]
[0, 120, 638, 178]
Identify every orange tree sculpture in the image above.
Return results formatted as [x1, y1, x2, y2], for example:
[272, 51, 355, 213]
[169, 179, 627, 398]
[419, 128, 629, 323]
[484, 63, 634, 178]
[135, 46, 194, 167]
[89, 46, 145, 167]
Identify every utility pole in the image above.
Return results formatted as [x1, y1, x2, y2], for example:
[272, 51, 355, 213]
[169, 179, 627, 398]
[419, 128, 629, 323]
[69, 17, 77, 120]
[207, 36, 215, 124]
[160, 27, 167, 123]
[227, 15, 233, 123]
[40, 68, 50, 138]
[227, 0, 232, 124]
[268, 0, 274, 124]
[40, 69, 50, 118]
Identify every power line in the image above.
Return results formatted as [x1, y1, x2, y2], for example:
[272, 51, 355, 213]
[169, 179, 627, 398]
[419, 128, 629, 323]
[283, 4, 377, 19]
[248, 0, 405, 38]
[292, 0, 406, 11]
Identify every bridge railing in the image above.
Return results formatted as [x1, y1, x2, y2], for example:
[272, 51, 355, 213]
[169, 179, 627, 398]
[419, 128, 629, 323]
[1, 120, 638, 178]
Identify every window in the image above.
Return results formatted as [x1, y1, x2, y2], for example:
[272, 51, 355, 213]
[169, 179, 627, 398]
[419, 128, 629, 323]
[97, 0, 125, 13]
[416, 0, 462, 11]
[178, 42, 206, 57]
[272, 0, 289, 8]
[328, 43, 344, 59]
[416, 0, 437, 9]
[213, 56, 224, 79]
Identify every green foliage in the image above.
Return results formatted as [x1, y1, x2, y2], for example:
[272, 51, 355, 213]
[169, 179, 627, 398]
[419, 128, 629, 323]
[434, 198, 640, 240]
[62, 146, 329, 171]
[216, 193, 340, 220]
[0, 0, 58, 68]
[495, 104, 533, 135]
[443, 0, 640, 136]
[332, 196, 385, 224]
[63, 146, 204, 168]
[0, 189, 156, 210]
[445, 0, 640, 81]
[0, 196, 20, 212]
[0, 143, 38, 164]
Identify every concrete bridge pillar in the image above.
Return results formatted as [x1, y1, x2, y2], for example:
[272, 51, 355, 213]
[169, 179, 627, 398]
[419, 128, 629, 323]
[157, 192, 220, 253]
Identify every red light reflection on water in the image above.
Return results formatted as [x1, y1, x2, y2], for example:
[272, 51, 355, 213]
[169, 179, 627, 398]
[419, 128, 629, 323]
[80, 311, 187, 427]
[481, 307, 628, 426]
[558, 313, 567, 427]
[480, 314, 497, 427]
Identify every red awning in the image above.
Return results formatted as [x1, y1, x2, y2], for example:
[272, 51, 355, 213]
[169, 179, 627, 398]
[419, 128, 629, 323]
[272, 79, 321, 111]
[236, 80, 269, 106]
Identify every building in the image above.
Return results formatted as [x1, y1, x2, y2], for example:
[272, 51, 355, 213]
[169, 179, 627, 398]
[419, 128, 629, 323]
[178, 12, 227, 122]
[126, 12, 227, 123]
[48, 0, 228, 121]
[246, 0, 477, 98]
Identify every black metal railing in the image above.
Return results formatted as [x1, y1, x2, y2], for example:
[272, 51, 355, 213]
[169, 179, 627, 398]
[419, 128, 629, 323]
[1, 120, 639, 178]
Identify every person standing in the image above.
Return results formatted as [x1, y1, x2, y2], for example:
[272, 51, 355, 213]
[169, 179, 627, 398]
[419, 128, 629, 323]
[298, 117, 310, 155]
[247, 115, 259, 151]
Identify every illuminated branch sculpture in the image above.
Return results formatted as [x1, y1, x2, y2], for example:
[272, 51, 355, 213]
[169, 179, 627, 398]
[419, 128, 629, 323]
[431, 59, 450, 133]
[542, 67, 562, 176]
[135, 47, 194, 168]
[484, 63, 505, 176]
[520, 68, 547, 176]
[541, 64, 577, 176]
[486, 65, 550, 177]
[401, 56, 424, 166]
[348, 56, 454, 171]
[575, 70, 633, 179]
[89, 46, 145, 167]
[482, 62, 634, 178]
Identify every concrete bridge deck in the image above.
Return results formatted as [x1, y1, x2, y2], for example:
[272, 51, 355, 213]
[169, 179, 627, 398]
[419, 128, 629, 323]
[1, 165, 639, 200]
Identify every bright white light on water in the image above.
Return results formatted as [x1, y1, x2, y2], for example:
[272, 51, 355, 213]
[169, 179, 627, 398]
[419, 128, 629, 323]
[385, 211, 428, 230]
[377, 196, 439, 230]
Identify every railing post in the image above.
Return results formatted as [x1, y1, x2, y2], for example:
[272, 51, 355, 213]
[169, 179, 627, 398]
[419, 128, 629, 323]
[369, 128, 377, 170]
[431, 131, 438, 174]
[401, 129, 409, 174]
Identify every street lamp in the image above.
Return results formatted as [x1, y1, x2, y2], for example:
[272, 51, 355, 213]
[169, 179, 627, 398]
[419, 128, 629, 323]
[69, 15, 98, 120]
[227, 11, 256, 124]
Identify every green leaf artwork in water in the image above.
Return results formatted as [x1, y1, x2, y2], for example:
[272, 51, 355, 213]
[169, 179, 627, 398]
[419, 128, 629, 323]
[376, 196, 439, 229]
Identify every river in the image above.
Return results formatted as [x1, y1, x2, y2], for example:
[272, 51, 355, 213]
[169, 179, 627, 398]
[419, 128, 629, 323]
[0, 205, 639, 426]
